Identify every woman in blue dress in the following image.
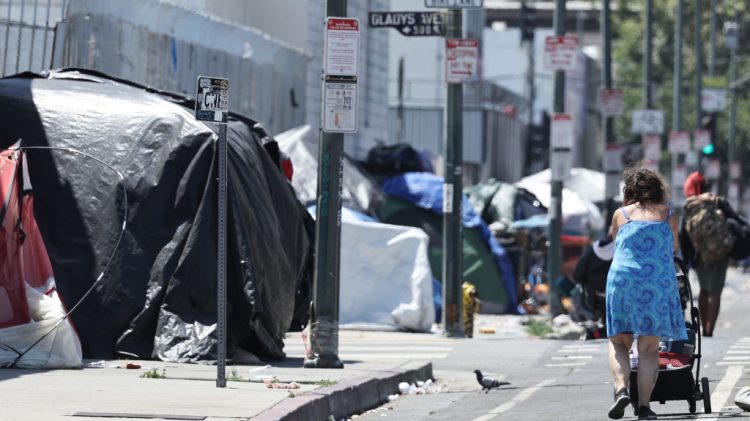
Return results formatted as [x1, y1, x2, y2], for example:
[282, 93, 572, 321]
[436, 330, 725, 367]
[606, 167, 687, 420]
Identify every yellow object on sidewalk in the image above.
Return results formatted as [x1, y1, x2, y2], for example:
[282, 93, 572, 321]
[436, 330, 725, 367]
[463, 281, 480, 338]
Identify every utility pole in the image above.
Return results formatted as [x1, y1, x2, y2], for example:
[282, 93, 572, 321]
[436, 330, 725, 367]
[442, 8, 464, 338]
[644, 0, 653, 109]
[306, 0, 348, 369]
[674, 0, 683, 130]
[695, 0, 703, 130]
[601, 0, 616, 226]
[548, 0, 566, 317]
[727, 16, 738, 172]
[709, 0, 717, 77]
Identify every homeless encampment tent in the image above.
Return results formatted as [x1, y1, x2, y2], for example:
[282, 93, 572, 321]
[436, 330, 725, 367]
[0, 70, 312, 363]
[0, 150, 82, 368]
[275, 124, 384, 215]
[377, 172, 517, 314]
[306, 206, 435, 332]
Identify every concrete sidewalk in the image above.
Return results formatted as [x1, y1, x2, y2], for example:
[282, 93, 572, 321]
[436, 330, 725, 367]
[0, 329, 457, 421]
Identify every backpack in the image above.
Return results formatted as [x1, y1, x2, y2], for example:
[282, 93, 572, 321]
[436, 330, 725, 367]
[683, 193, 734, 265]
[728, 217, 750, 260]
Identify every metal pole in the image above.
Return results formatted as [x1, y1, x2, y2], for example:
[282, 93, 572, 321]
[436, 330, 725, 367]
[397, 56, 405, 144]
[644, 0, 653, 108]
[525, 29, 535, 130]
[442, 8, 463, 338]
[306, 0, 346, 369]
[709, 0, 716, 77]
[548, 0, 565, 317]
[673, 0, 683, 131]
[729, 34, 737, 169]
[695, 0, 702, 129]
[28, 0, 39, 71]
[602, 0, 617, 228]
[216, 122, 227, 388]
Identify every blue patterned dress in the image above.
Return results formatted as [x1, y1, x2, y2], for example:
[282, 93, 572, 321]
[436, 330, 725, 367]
[606, 208, 688, 340]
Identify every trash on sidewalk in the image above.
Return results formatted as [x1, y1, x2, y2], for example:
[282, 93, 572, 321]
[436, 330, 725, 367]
[83, 360, 107, 368]
[263, 378, 300, 389]
[479, 327, 496, 334]
[397, 379, 442, 395]
[543, 314, 586, 340]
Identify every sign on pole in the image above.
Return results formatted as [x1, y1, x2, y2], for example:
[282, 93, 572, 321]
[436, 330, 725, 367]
[643, 159, 660, 174]
[672, 164, 688, 188]
[325, 18, 360, 76]
[631, 109, 665, 134]
[642, 134, 662, 161]
[195, 76, 229, 122]
[668, 131, 691, 154]
[693, 129, 711, 149]
[705, 158, 721, 179]
[368, 12, 444, 36]
[603, 144, 624, 172]
[600, 88, 624, 117]
[730, 161, 741, 179]
[543, 35, 579, 71]
[323, 76, 358, 133]
[196, 75, 229, 388]
[551, 114, 573, 181]
[425, 0, 482, 8]
[445, 38, 479, 83]
[701, 88, 727, 112]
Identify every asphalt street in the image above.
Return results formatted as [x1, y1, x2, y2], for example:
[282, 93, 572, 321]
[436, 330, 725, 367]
[357, 268, 750, 421]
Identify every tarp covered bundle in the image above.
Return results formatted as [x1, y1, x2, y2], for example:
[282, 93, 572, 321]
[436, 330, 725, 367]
[0, 70, 311, 362]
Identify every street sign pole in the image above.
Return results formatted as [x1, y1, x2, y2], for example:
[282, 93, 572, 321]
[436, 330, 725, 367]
[601, 0, 617, 227]
[548, 0, 566, 317]
[442, 7, 464, 338]
[306, 0, 353, 369]
[194, 76, 230, 388]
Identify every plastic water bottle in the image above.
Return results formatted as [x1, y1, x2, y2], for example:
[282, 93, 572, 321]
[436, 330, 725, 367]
[629, 348, 639, 369]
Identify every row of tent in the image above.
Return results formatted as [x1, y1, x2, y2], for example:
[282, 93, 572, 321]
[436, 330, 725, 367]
[0, 69, 607, 368]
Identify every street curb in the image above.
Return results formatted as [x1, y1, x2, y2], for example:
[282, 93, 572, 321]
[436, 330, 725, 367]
[251, 362, 433, 421]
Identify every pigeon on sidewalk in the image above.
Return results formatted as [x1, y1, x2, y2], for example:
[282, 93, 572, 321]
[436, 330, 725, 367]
[473, 369, 510, 392]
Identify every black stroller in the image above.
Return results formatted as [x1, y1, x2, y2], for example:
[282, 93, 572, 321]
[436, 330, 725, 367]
[628, 257, 711, 415]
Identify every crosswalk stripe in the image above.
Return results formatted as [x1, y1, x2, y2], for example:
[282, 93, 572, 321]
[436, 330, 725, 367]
[716, 362, 747, 366]
[470, 379, 556, 421]
[550, 355, 592, 360]
[703, 365, 744, 421]
[557, 349, 598, 353]
[727, 350, 750, 354]
[721, 356, 750, 361]
[284, 346, 452, 352]
[545, 362, 587, 367]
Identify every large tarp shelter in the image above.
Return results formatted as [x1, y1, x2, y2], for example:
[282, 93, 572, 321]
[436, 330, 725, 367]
[378, 173, 517, 314]
[0, 70, 311, 362]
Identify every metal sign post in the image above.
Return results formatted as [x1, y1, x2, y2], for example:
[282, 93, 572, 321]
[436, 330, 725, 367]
[306, 3, 357, 370]
[195, 76, 229, 388]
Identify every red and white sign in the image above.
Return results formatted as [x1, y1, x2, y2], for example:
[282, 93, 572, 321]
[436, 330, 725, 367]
[543, 35, 579, 71]
[603, 144, 623, 172]
[445, 38, 479, 83]
[551, 113, 574, 149]
[693, 129, 711, 149]
[642, 159, 659, 174]
[642, 134, 661, 161]
[325, 18, 360, 76]
[600, 88, 624, 117]
[668, 131, 691, 154]
[730, 161, 741, 179]
[705, 159, 721, 179]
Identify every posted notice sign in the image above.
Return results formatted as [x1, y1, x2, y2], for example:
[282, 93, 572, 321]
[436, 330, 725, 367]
[543, 35, 579, 71]
[642, 134, 661, 161]
[445, 38, 479, 83]
[323, 75, 357, 133]
[631, 109, 664, 134]
[600, 88, 624, 117]
[701, 88, 727, 112]
[425, 0, 483, 8]
[195, 76, 229, 123]
[668, 131, 691, 154]
[693, 129, 711, 149]
[325, 18, 360, 76]
[551, 113, 574, 149]
[603, 144, 623, 172]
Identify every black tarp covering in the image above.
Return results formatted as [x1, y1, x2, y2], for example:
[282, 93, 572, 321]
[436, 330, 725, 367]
[0, 70, 311, 362]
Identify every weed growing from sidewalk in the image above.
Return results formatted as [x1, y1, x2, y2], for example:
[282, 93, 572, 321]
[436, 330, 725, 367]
[314, 379, 337, 387]
[140, 368, 166, 379]
[287, 390, 297, 398]
[228, 368, 249, 382]
[526, 319, 553, 337]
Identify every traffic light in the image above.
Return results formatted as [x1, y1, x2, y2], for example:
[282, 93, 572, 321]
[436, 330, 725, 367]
[701, 114, 717, 156]
[520, 2, 535, 43]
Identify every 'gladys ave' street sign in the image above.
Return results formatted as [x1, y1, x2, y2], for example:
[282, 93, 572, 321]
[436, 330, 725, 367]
[368, 12, 444, 36]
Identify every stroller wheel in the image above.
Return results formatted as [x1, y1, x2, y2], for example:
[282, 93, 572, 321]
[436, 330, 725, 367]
[702, 377, 712, 413]
[688, 399, 696, 414]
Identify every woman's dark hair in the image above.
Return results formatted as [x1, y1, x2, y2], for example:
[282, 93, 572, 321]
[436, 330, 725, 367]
[622, 166, 666, 205]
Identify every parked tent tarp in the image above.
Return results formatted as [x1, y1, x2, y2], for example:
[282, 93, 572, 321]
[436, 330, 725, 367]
[276, 125, 384, 215]
[0, 70, 311, 362]
[465, 178, 547, 226]
[307, 206, 434, 332]
[0, 151, 82, 368]
[515, 178, 604, 234]
[378, 173, 517, 314]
